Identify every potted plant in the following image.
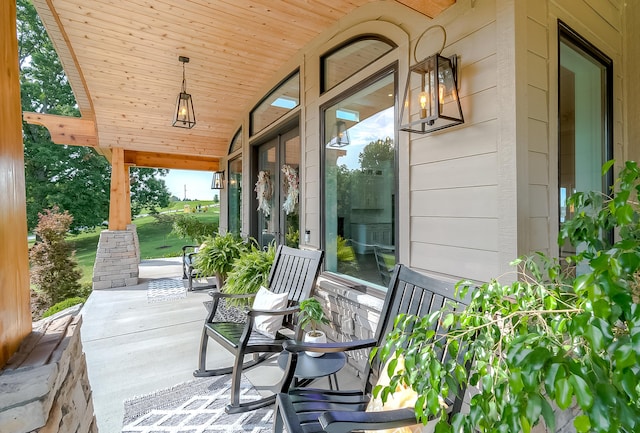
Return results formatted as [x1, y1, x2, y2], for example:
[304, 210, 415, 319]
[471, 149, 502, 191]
[298, 297, 330, 357]
[223, 242, 276, 306]
[377, 160, 640, 433]
[193, 232, 247, 287]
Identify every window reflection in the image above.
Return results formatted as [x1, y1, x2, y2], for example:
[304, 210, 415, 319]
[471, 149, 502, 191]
[323, 70, 396, 288]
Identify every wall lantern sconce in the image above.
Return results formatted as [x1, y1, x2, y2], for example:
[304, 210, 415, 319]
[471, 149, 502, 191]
[173, 56, 196, 129]
[211, 171, 225, 190]
[328, 120, 350, 147]
[399, 26, 464, 134]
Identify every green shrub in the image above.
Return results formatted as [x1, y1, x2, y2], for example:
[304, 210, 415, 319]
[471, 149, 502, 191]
[224, 243, 276, 306]
[30, 206, 83, 308]
[42, 297, 85, 318]
[378, 160, 640, 433]
[194, 232, 247, 286]
[171, 214, 218, 244]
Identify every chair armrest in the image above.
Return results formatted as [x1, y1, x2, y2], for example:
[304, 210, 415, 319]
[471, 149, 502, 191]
[182, 244, 199, 254]
[282, 338, 377, 354]
[319, 408, 418, 433]
[208, 291, 256, 300]
[247, 305, 300, 317]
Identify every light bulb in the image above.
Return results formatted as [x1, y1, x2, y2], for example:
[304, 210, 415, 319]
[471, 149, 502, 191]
[419, 91, 428, 118]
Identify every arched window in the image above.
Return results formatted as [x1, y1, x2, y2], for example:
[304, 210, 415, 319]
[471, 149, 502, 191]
[321, 36, 396, 93]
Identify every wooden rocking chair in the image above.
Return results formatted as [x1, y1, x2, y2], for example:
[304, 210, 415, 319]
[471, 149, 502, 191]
[193, 245, 324, 413]
[274, 264, 471, 433]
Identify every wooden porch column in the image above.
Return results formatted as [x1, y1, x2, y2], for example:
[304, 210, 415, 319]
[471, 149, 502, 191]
[108, 147, 131, 230]
[93, 147, 138, 289]
[0, 0, 31, 367]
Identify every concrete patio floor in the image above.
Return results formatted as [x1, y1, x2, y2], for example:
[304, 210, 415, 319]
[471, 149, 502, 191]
[80, 257, 359, 433]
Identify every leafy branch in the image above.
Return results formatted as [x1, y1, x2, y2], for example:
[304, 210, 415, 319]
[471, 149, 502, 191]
[377, 161, 640, 433]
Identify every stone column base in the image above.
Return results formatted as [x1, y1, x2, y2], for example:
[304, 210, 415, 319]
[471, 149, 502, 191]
[92, 228, 139, 290]
[0, 310, 98, 433]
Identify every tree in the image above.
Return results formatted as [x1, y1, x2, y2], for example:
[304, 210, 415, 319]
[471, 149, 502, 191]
[130, 168, 171, 216]
[30, 207, 83, 309]
[18, 0, 170, 231]
[359, 137, 394, 169]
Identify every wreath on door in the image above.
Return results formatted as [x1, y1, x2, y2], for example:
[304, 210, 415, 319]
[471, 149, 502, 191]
[255, 170, 273, 216]
[281, 164, 299, 215]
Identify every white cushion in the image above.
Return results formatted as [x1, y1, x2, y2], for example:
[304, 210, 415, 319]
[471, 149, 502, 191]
[252, 286, 289, 338]
[366, 355, 435, 433]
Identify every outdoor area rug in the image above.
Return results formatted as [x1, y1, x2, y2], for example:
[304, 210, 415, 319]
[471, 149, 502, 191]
[147, 279, 187, 303]
[122, 374, 274, 433]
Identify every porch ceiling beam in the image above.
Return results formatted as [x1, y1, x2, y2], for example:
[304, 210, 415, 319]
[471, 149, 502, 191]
[123, 150, 219, 172]
[22, 112, 97, 147]
[395, 0, 456, 18]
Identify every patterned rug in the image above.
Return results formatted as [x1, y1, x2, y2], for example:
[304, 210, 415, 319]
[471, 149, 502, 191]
[147, 279, 187, 303]
[122, 375, 273, 433]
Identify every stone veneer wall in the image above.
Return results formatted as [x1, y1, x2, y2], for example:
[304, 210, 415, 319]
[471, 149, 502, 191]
[0, 308, 97, 433]
[92, 226, 139, 290]
[314, 277, 385, 376]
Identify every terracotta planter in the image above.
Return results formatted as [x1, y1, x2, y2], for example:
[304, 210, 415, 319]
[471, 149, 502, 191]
[304, 330, 326, 357]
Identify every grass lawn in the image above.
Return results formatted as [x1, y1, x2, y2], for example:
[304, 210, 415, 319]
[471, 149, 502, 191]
[68, 203, 219, 284]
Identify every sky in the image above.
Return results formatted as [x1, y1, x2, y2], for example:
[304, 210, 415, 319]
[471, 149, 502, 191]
[162, 169, 218, 200]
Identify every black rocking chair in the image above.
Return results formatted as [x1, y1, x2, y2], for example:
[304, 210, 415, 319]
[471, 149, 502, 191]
[274, 264, 471, 433]
[193, 245, 324, 413]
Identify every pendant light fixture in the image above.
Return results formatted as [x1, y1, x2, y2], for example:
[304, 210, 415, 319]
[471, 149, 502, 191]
[328, 120, 350, 147]
[173, 56, 196, 129]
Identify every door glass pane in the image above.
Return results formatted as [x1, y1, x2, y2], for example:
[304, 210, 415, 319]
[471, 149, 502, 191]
[559, 27, 612, 258]
[228, 157, 242, 236]
[257, 142, 277, 248]
[323, 70, 396, 288]
[282, 134, 300, 247]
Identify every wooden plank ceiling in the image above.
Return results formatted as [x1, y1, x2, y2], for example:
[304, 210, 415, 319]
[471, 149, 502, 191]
[29, 0, 454, 170]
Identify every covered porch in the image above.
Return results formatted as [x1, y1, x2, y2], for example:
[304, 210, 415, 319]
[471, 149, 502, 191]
[2, 0, 640, 432]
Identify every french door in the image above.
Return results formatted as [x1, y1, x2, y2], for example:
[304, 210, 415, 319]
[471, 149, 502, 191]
[254, 126, 300, 249]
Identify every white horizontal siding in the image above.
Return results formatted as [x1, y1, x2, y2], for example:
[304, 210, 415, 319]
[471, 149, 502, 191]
[410, 187, 498, 218]
[411, 153, 498, 191]
[411, 120, 498, 165]
[411, 242, 501, 283]
[411, 216, 499, 251]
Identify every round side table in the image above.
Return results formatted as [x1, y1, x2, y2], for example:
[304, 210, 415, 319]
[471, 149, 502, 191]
[277, 351, 347, 390]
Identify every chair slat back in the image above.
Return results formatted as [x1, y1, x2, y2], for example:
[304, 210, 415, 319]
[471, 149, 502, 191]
[267, 245, 324, 329]
[363, 264, 470, 396]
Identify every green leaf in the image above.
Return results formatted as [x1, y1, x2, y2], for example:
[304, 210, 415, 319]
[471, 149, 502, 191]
[434, 420, 451, 433]
[525, 393, 543, 423]
[615, 203, 634, 224]
[426, 389, 439, 414]
[613, 344, 636, 369]
[540, 397, 556, 432]
[523, 346, 551, 370]
[601, 159, 615, 175]
[509, 370, 524, 394]
[584, 323, 604, 351]
[573, 415, 591, 432]
[442, 313, 454, 327]
[555, 377, 573, 410]
[520, 415, 531, 433]
[569, 375, 593, 409]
